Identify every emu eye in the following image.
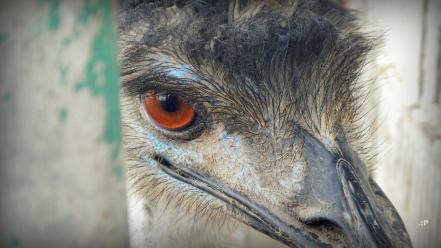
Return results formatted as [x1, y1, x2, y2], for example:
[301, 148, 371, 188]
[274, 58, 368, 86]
[143, 92, 195, 130]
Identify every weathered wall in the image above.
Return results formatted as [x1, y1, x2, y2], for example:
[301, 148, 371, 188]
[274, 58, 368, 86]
[0, 1, 129, 247]
[0, 0, 439, 247]
[346, 0, 441, 247]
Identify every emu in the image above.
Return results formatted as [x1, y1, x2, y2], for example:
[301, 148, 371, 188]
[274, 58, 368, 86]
[118, 0, 412, 247]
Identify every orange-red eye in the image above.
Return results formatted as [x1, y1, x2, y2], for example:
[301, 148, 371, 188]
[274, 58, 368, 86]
[144, 92, 195, 130]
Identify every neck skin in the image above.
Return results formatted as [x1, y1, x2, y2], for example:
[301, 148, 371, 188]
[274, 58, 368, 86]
[127, 193, 286, 248]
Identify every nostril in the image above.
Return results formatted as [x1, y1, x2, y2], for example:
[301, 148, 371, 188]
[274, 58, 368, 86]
[300, 215, 332, 225]
[300, 218, 351, 247]
[305, 218, 339, 231]
[301, 216, 338, 230]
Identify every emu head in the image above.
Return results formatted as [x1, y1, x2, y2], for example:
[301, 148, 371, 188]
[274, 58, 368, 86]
[119, 0, 412, 247]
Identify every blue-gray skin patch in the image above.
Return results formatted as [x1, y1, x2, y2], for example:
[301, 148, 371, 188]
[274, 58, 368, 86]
[166, 64, 196, 79]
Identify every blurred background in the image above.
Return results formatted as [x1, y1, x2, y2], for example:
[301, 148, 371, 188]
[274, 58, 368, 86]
[0, 0, 439, 247]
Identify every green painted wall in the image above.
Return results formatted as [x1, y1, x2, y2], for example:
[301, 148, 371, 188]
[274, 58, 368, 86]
[0, 1, 129, 247]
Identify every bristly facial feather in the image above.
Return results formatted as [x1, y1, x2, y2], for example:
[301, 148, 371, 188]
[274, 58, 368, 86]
[119, 0, 379, 246]
[120, 0, 377, 166]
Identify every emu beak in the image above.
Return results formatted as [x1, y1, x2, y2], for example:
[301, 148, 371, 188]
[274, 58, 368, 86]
[157, 132, 412, 247]
[286, 133, 413, 247]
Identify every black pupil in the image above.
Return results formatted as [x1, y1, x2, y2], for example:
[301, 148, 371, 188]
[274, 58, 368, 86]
[158, 94, 180, 113]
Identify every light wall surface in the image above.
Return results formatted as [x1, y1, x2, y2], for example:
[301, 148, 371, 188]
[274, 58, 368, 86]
[0, 1, 129, 247]
[0, 0, 439, 247]
[346, 0, 441, 247]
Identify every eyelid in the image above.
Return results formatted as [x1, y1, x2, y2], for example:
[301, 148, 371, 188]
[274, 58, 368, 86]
[125, 69, 210, 114]
[123, 72, 192, 97]
[137, 76, 207, 109]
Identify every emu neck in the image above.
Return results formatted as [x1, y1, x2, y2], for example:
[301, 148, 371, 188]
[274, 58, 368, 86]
[127, 194, 286, 248]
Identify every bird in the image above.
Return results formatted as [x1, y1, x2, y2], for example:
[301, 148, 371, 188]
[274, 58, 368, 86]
[118, 0, 413, 247]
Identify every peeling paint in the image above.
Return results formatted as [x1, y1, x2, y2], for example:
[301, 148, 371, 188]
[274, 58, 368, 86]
[48, 0, 61, 31]
[78, 1, 99, 24]
[38, 0, 61, 31]
[1, 0, 129, 245]
[60, 65, 69, 84]
[9, 238, 19, 248]
[55, 38, 73, 87]
[3, 92, 12, 102]
[0, 33, 7, 44]
[74, 0, 122, 180]
[59, 107, 68, 123]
